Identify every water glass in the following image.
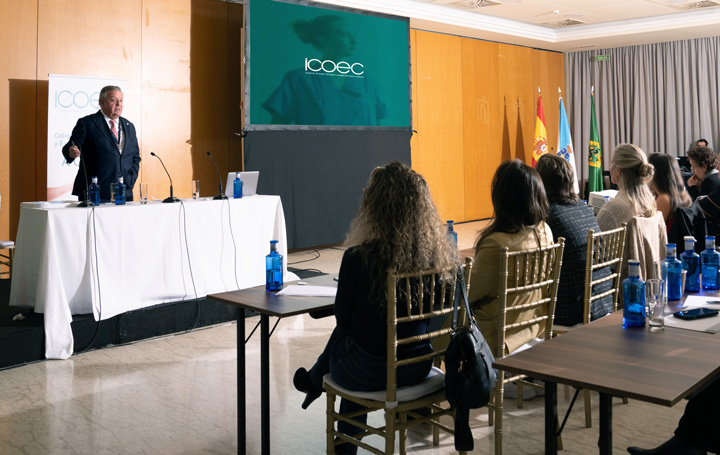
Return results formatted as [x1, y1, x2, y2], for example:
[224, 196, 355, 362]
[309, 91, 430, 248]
[646, 278, 666, 331]
[139, 182, 148, 204]
[110, 183, 117, 204]
[192, 180, 200, 200]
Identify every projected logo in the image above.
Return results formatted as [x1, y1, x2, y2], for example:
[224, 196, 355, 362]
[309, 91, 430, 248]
[304, 58, 365, 77]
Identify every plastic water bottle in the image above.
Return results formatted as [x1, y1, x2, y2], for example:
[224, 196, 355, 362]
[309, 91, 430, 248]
[623, 259, 646, 328]
[681, 236, 700, 293]
[701, 236, 720, 290]
[266, 240, 283, 292]
[114, 177, 126, 205]
[662, 243, 683, 301]
[88, 176, 100, 206]
[446, 220, 457, 247]
[233, 172, 243, 199]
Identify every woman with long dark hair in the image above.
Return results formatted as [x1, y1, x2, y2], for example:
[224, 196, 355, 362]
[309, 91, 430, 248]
[648, 153, 692, 232]
[470, 159, 553, 355]
[293, 161, 457, 454]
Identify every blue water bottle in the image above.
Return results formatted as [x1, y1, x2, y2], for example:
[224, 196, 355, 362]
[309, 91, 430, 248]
[446, 220, 458, 247]
[266, 240, 283, 292]
[662, 243, 683, 301]
[701, 236, 720, 290]
[114, 177, 126, 205]
[623, 259, 646, 328]
[233, 172, 243, 199]
[681, 236, 700, 293]
[88, 176, 100, 206]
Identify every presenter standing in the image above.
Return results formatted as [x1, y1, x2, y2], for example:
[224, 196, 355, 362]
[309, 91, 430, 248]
[62, 85, 140, 201]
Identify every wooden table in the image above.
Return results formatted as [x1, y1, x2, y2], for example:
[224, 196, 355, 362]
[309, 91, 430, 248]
[207, 275, 336, 455]
[493, 311, 720, 454]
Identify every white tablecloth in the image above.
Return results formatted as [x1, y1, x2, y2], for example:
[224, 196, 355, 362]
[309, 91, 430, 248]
[9, 196, 290, 359]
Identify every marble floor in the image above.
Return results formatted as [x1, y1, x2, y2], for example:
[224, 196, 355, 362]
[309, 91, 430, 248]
[0, 220, 685, 454]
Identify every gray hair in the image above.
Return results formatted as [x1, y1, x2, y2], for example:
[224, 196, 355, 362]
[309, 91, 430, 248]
[99, 85, 122, 102]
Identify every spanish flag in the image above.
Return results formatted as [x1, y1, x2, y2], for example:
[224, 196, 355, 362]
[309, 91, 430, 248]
[532, 95, 548, 167]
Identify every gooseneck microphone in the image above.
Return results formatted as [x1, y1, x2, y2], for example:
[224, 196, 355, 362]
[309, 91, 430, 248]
[207, 151, 228, 200]
[150, 152, 179, 203]
[73, 141, 94, 208]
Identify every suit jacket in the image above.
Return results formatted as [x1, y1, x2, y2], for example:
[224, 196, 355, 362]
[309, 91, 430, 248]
[688, 171, 720, 201]
[62, 111, 140, 201]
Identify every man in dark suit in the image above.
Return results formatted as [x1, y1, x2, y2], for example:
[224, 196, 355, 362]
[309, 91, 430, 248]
[62, 85, 140, 201]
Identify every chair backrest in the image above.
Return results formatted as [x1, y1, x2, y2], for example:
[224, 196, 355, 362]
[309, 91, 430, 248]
[385, 257, 470, 405]
[583, 223, 627, 324]
[496, 238, 565, 357]
[624, 212, 667, 281]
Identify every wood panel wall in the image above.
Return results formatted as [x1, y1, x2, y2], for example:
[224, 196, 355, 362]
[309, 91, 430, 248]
[411, 30, 565, 223]
[0, 0, 243, 254]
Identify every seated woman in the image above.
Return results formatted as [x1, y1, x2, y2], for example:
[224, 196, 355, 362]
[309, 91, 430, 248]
[597, 143, 657, 231]
[536, 154, 613, 326]
[470, 159, 553, 356]
[292, 161, 457, 454]
[648, 153, 692, 233]
[687, 146, 720, 200]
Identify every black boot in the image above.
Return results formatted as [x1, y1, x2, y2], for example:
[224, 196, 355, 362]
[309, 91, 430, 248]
[293, 367, 322, 409]
[627, 436, 707, 455]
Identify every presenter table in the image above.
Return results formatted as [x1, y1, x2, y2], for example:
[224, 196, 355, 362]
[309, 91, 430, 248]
[208, 275, 336, 455]
[9, 196, 289, 359]
[493, 312, 720, 455]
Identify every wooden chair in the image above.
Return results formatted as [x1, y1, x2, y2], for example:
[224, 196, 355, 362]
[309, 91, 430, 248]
[488, 238, 565, 455]
[0, 193, 14, 278]
[323, 258, 472, 455]
[578, 223, 627, 427]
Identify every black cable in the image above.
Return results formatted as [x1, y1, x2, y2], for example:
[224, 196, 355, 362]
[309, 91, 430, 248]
[288, 249, 320, 265]
[179, 199, 201, 332]
[225, 198, 241, 291]
[77, 205, 102, 353]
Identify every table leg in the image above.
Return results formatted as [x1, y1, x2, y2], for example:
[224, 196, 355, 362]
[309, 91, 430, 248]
[261, 314, 270, 455]
[599, 393, 613, 455]
[545, 381, 558, 455]
[238, 310, 246, 455]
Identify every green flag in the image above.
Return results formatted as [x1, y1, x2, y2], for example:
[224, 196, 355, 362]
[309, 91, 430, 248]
[588, 93, 604, 193]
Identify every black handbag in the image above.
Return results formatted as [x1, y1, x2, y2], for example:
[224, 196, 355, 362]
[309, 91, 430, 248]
[444, 274, 498, 451]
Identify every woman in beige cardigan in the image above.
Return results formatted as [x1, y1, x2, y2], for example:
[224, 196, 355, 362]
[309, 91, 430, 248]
[470, 159, 553, 356]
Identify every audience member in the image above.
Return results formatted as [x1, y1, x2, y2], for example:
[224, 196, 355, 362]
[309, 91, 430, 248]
[292, 161, 457, 455]
[536, 154, 613, 326]
[469, 159, 553, 355]
[648, 153, 692, 232]
[627, 376, 720, 454]
[697, 138, 709, 148]
[687, 146, 720, 200]
[597, 144, 656, 231]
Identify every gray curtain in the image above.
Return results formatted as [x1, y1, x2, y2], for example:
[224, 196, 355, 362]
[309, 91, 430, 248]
[565, 36, 720, 197]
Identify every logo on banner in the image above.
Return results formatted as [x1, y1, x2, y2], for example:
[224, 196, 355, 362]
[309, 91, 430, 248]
[304, 58, 364, 77]
[53, 89, 101, 110]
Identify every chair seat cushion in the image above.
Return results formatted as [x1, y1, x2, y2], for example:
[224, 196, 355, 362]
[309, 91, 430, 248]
[0, 241, 14, 249]
[323, 366, 445, 403]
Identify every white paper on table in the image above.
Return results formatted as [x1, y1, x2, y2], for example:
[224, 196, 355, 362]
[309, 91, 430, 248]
[681, 295, 720, 308]
[664, 305, 720, 333]
[276, 285, 337, 298]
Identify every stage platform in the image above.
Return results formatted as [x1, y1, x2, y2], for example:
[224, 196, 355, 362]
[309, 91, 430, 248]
[0, 268, 320, 370]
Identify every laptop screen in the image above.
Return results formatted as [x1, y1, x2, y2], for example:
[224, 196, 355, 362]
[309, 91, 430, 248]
[225, 172, 259, 197]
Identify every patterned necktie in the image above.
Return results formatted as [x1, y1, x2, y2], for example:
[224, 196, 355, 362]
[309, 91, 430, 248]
[110, 119, 120, 149]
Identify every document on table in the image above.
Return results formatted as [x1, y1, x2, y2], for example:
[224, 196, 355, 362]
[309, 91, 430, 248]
[664, 296, 720, 333]
[276, 285, 337, 298]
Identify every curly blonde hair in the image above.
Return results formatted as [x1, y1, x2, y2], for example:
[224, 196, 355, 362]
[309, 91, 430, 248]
[345, 161, 457, 299]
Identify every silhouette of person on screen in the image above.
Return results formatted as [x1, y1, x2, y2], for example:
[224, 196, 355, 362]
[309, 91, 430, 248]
[262, 15, 388, 126]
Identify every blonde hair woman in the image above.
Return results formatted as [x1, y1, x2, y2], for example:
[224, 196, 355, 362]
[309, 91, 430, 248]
[597, 143, 656, 231]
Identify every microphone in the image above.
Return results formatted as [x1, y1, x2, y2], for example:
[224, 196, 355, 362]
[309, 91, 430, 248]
[207, 151, 228, 200]
[150, 152, 179, 203]
[73, 141, 94, 208]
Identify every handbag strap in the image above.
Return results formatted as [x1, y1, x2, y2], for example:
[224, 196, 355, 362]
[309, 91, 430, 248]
[452, 268, 473, 330]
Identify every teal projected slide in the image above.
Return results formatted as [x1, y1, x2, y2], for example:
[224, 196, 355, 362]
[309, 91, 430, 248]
[246, 0, 410, 129]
